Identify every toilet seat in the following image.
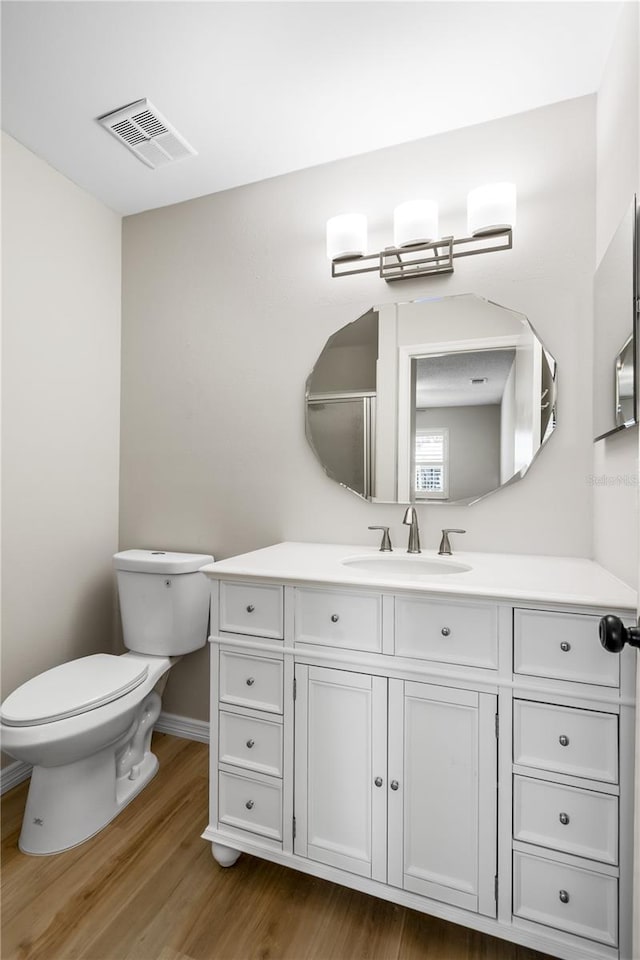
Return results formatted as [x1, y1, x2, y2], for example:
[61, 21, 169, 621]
[0, 654, 149, 727]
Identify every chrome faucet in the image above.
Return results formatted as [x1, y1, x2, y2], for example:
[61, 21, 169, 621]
[438, 528, 466, 555]
[403, 506, 421, 554]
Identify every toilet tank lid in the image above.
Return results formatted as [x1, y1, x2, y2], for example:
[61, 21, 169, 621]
[0, 654, 149, 726]
[113, 550, 214, 574]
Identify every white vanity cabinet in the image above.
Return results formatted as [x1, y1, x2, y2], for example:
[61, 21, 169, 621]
[293, 665, 388, 880]
[386, 680, 498, 915]
[201, 545, 636, 960]
[293, 667, 497, 915]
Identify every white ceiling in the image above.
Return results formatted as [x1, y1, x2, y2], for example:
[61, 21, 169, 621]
[415, 349, 516, 407]
[1, 1, 622, 216]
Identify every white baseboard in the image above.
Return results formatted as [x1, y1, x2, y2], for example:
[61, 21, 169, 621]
[154, 711, 210, 744]
[0, 759, 32, 795]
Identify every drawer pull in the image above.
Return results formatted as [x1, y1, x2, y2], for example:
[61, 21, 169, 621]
[246, 604, 255, 613]
[390, 780, 399, 791]
[559, 889, 570, 904]
[245, 800, 254, 810]
[559, 812, 570, 825]
[441, 627, 451, 637]
[330, 614, 340, 623]
[374, 776, 383, 787]
[559, 735, 570, 747]
[246, 677, 255, 687]
[246, 739, 255, 749]
[560, 641, 571, 652]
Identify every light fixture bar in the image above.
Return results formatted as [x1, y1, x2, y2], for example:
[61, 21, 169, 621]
[381, 238, 454, 282]
[331, 228, 512, 281]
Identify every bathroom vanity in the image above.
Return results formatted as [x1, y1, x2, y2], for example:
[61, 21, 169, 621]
[201, 543, 637, 960]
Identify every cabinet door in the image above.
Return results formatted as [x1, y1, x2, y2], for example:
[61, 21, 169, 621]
[294, 665, 387, 881]
[388, 680, 497, 917]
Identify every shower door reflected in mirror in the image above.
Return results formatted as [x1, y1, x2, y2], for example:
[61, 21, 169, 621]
[306, 294, 557, 504]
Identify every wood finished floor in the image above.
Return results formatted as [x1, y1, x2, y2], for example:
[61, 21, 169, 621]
[1, 734, 554, 960]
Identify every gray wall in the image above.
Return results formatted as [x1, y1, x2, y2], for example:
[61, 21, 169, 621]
[1, 133, 122, 763]
[121, 96, 596, 720]
[416, 406, 501, 502]
[592, 1, 639, 587]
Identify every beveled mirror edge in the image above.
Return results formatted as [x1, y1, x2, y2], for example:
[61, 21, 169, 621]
[305, 294, 558, 505]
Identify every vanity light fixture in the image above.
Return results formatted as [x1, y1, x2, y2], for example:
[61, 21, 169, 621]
[327, 182, 515, 282]
[326, 213, 368, 261]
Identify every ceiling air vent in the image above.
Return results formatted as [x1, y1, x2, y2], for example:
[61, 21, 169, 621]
[98, 99, 196, 169]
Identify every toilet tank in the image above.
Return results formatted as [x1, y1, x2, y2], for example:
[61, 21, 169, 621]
[113, 550, 214, 656]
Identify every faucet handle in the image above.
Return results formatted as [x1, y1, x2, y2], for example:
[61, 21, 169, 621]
[368, 526, 392, 552]
[438, 529, 466, 556]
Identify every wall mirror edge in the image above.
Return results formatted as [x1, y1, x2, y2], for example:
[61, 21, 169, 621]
[306, 293, 557, 504]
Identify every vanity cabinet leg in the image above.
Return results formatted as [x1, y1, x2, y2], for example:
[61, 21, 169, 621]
[211, 843, 241, 868]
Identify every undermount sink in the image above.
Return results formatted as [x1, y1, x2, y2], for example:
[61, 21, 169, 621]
[341, 554, 472, 577]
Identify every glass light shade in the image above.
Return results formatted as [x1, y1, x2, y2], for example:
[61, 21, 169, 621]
[326, 213, 368, 261]
[467, 182, 516, 237]
[393, 200, 439, 247]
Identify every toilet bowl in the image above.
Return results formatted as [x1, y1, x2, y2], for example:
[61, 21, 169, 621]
[0, 549, 213, 855]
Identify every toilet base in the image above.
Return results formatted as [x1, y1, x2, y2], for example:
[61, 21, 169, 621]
[19, 748, 160, 856]
[18, 691, 164, 856]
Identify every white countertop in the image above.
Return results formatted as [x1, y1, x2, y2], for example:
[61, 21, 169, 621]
[200, 541, 637, 612]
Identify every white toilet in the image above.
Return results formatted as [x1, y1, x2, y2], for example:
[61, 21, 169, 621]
[0, 548, 213, 856]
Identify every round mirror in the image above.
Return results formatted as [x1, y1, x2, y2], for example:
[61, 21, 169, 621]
[305, 293, 557, 504]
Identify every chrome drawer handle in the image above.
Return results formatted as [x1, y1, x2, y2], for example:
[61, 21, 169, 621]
[559, 812, 570, 825]
[246, 677, 255, 686]
[245, 800, 254, 810]
[374, 777, 383, 787]
[390, 780, 399, 791]
[559, 735, 569, 747]
[331, 614, 340, 623]
[559, 890, 570, 904]
[441, 627, 451, 637]
[560, 641, 571, 652]
[246, 739, 255, 749]
[246, 604, 255, 613]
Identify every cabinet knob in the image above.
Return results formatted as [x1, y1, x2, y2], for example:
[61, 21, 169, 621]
[245, 800, 254, 810]
[559, 812, 570, 825]
[441, 627, 451, 637]
[559, 735, 569, 747]
[560, 641, 571, 652]
[374, 777, 383, 787]
[390, 780, 399, 791]
[559, 890, 570, 904]
[331, 614, 340, 623]
[246, 739, 255, 749]
[246, 604, 255, 613]
[246, 677, 255, 686]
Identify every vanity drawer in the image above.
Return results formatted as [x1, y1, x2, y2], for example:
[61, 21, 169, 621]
[294, 587, 382, 653]
[219, 710, 283, 778]
[218, 769, 282, 841]
[219, 650, 284, 714]
[514, 609, 619, 688]
[513, 852, 618, 946]
[219, 581, 284, 639]
[395, 597, 498, 668]
[513, 700, 618, 783]
[513, 776, 618, 864]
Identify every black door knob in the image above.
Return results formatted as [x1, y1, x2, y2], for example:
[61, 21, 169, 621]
[599, 614, 640, 653]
